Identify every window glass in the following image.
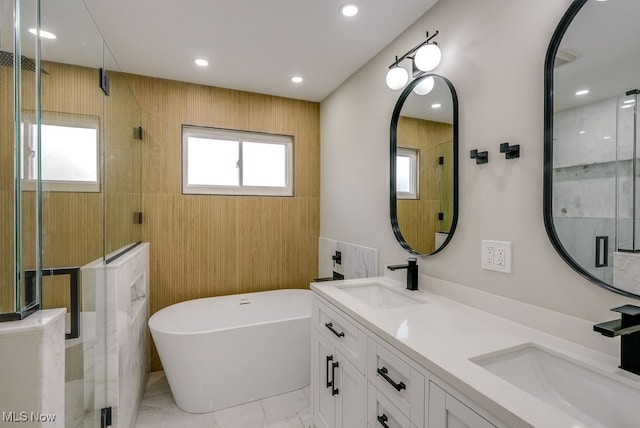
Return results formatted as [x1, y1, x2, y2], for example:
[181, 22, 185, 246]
[21, 113, 100, 192]
[40, 124, 98, 182]
[396, 148, 419, 200]
[182, 126, 293, 196]
[187, 138, 239, 186]
[396, 155, 412, 193]
[242, 141, 286, 187]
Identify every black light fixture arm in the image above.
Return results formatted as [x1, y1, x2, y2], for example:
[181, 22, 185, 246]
[388, 30, 439, 69]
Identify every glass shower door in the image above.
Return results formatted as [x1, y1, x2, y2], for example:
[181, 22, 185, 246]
[617, 90, 639, 253]
[36, 0, 108, 425]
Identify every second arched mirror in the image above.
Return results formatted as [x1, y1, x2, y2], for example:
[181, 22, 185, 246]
[390, 74, 458, 255]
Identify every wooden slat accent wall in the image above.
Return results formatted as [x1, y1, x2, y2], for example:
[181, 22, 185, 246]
[0, 66, 14, 312]
[125, 74, 321, 371]
[396, 116, 453, 254]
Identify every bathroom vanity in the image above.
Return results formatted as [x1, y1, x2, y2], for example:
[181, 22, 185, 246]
[310, 277, 640, 428]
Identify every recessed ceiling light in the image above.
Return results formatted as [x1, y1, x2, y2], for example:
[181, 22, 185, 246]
[340, 3, 359, 17]
[621, 104, 634, 109]
[624, 99, 635, 104]
[579, 130, 586, 134]
[431, 103, 442, 109]
[291, 76, 303, 84]
[28, 28, 56, 39]
[575, 89, 589, 96]
[194, 58, 209, 67]
[604, 136, 612, 140]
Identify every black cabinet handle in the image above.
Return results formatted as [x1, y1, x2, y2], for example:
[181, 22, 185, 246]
[326, 355, 333, 389]
[377, 367, 406, 391]
[377, 414, 390, 428]
[331, 360, 340, 396]
[325, 322, 345, 338]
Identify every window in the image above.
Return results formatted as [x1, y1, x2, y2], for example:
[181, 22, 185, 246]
[396, 148, 419, 200]
[21, 112, 100, 192]
[182, 125, 294, 196]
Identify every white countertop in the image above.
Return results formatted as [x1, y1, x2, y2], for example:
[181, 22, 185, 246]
[311, 276, 640, 428]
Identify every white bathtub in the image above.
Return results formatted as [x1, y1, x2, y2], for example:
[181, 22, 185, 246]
[148, 288, 311, 413]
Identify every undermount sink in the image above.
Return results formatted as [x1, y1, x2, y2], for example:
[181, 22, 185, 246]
[336, 282, 426, 310]
[471, 343, 640, 428]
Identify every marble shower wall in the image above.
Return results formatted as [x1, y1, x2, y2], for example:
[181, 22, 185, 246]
[82, 243, 150, 428]
[614, 252, 640, 294]
[553, 95, 639, 287]
[318, 238, 378, 280]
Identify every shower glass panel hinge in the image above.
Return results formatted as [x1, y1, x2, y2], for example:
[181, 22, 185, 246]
[438, 156, 445, 165]
[134, 126, 143, 140]
[100, 407, 112, 427]
[99, 68, 110, 96]
[134, 212, 143, 225]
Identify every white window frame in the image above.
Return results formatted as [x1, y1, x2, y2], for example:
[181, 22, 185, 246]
[182, 125, 294, 196]
[21, 111, 100, 193]
[396, 147, 420, 200]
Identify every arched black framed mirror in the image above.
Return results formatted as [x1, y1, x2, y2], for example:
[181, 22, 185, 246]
[390, 74, 459, 255]
[544, 0, 640, 298]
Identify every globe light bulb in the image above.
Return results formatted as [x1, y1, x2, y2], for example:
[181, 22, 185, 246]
[413, 76, 435, 95]
[386, 66, 409, 90]
[414, 44, 441, 72]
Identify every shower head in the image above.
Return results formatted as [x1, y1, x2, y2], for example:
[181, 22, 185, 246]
[0, 50, 49, 74]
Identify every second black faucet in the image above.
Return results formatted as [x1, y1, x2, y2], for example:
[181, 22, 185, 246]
[387, 258, 419, 291]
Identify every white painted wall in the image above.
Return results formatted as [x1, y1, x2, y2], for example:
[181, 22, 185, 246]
[319, 0, 635, 322]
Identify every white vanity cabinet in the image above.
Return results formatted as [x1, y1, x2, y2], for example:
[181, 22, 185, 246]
[311, 299, 367, 428]
[428, 383, 496, 428]
[367, 337, 425, 428]
[311, 294, 503, 428]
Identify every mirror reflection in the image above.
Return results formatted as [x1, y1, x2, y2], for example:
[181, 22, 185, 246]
[546, 0, 640, 296]
[391, 74, 458, 255]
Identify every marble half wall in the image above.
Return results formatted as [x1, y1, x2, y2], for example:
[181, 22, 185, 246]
[614, 252, 640, 295]
[318, 238, 378, 279]
[81, 243, 150, 428]
[0, 309, 66, 427]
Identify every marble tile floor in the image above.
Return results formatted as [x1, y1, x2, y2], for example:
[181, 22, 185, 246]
[135, 372, 312, 428]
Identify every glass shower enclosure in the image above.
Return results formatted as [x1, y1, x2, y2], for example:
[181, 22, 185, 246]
[617, 90, 640, 254]
[1, 0, 142, 425]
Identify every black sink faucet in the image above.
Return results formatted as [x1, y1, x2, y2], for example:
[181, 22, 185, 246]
[387, 258, 419, 291]
[594, 304, 640, 376]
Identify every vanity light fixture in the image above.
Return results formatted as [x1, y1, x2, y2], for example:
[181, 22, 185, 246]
[194, 58, 209, 67]
[340, 3, 358, 17]
[575, 89, 589, 96]
[28, 28, 56, 39]
[385, 30, 441, 91]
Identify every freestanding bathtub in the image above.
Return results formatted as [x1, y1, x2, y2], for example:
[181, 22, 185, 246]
[148, 288, 311, 413]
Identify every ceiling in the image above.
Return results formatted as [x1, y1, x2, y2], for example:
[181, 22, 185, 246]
[70, 0, 440, 102]
[554, 0, 640, 111]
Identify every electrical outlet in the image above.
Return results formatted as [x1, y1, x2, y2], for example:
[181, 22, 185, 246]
[486, 246, 495, 265]
[495, 247, 505, 266]
[481, 240, 512, 273]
